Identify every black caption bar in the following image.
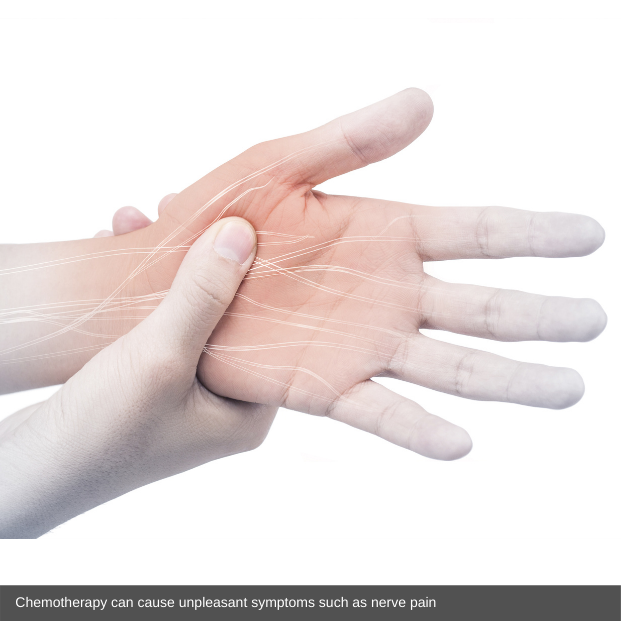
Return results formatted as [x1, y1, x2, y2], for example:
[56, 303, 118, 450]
[0, 586, 619, 621]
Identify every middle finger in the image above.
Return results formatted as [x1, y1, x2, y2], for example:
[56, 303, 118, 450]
[418, 275, 607, 342]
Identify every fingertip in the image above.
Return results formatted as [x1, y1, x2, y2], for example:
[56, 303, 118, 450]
[429, 425, 472, 461]
[581, 216, 606, 254]
[94, 229, 113, 238]
[212, 216, 257, 266]
[338, 88, 436, 168]
[438, 424, 473, 461]
[400, 87, 435, 130]
[543, 297, 608, 342]
[417, 416, 473, 461]
[157, 193, 178, 216]
[512, 364, 585, 409]
[538, 213, 605, 257]
[384, 87, 435, 147]
[112, 206, 152, 236]
[549, 368, 585, 409]
[576, 299, 608, 341]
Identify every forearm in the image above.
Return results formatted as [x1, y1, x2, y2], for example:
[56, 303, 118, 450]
[0, 394, 154, 539]
[0, 215, 272, 538]
[0, 229, 167, 394]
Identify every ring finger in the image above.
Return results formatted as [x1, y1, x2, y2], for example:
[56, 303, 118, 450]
[386, 334, 585, 409]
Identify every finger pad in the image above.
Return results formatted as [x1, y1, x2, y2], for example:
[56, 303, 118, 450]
[112, 206, 152, 236]
[535, 213, 605, 257]
[417, 417, 473, 461]
[340, 88, 434, 166]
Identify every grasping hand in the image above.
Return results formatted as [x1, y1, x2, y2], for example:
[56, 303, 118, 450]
[0, 218, 276, 538]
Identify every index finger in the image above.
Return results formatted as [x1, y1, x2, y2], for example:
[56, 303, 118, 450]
[374, 204, 605, 260]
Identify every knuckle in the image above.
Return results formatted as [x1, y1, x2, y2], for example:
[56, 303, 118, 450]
[454, 350, 477, 397]
[405, 411, 433, 453]
[475, 207, 493, 257]
[414, 275, 433, 327]
[505, 361, 528, 404]
[188, 268, 233, 314]
[339, 118, 370, 166]
[527, 211, 539, 256]
[386, 336, 413, 378]
[374, 400, 400, 439]
[481, 289, 504, 338]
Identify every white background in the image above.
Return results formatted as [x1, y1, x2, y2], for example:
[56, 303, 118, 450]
[0, 2, 619, 585]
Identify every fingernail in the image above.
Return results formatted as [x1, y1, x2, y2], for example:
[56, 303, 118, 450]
[213, 219, 256, 264]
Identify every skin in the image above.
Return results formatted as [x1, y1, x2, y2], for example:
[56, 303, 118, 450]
[0, 89, 607, 467]
[0, 217, 277, 538]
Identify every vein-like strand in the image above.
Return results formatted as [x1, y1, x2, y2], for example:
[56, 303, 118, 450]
[1, 140, 461, 410]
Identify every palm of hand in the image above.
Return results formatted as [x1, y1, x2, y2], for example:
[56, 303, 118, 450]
[203, 190, 424, 413]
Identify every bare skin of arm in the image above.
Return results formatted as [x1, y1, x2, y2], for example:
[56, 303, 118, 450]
[0, 218, 277, 538]
[0, 89, 606, 458]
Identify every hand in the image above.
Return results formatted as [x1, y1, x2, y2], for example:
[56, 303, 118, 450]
[0, 218, 276, 538]
[1, 89, 606, 460]
[94, 89, 607, 460]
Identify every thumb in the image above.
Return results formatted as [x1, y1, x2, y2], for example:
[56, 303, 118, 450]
[151, 216, 256, 363]
[242, 88, 434, 188]
[284, 87, 434, 187]
[157, 89, 434, 235]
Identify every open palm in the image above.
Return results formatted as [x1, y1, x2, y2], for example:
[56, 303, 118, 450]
[108, 89, 606, 459]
